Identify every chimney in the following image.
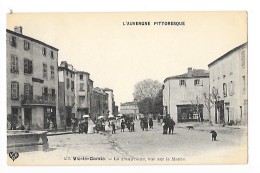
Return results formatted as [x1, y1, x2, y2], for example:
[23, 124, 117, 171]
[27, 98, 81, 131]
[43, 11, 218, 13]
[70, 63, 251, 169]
[187, 67, 193, 77]
[60, 61, 68, 68]
[14, 26, 23, 34]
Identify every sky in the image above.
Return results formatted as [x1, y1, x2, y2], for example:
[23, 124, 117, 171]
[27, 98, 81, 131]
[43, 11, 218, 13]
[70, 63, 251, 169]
[7, 12, 247, 106]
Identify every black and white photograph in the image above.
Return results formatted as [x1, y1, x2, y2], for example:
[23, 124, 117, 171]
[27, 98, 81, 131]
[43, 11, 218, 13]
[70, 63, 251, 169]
[5, 12, 249, 166]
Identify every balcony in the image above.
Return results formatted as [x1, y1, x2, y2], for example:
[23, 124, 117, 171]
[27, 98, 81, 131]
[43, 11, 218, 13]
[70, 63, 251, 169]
[21, 95, 56, 106]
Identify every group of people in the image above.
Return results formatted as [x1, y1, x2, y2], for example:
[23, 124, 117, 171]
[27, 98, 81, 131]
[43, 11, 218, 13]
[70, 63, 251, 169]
[71, 118, 89, 134]
[162, 115, 176, 135]
[140, 117, 153, 131]
[120, 117, 135, 132]
[70, 115, 176, 135]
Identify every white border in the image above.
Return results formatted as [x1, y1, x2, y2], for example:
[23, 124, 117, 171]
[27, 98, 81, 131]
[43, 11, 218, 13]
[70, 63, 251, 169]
[1, 0, 259, 173]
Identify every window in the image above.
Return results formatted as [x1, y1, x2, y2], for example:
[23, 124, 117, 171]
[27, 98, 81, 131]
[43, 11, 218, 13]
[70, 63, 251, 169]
[241, 50, 246, 67]
[11, 82, 19, 100]
[228, 81, 234, 96]
[10, 55, 19, 73]
[80, 83, 84, 91]
[24, 40, 30, 50]
[42, 87, 48, 96]
[242, 76, 246, 93]
[194, 79, 200, 85]
[223, 83, 227, 97]
[43, 63, 48, 78]
[24, 59, 33, 74]
[67, 78, 70, 89]
[51, 89, 55, 97]
[179, 80, 186, 86]
[80, 74, 83, 81]
[66, 70, 68, 76]
[42, 47, 47, 56]
[24, 83, 32, 96]
[79, 96, 85, 104]
[50, 66, 55, 79]
[50, 50, 54, 59]
[71, 81, 74, 91]
[9, 35, 17, 47]
[71, 72, 73, 78]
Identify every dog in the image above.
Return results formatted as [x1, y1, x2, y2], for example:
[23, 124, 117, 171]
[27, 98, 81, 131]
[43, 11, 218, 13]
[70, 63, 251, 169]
[210, 130, 217, 141]
[186, 126, 194, 130]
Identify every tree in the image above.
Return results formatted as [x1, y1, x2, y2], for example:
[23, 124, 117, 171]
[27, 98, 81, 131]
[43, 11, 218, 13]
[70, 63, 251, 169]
[190, 95, 203, 122]
[133, 79, 162, 102]
[133, 79, 163, 117]
[154, 89, 163, 115]
[137, 97, 153, 115]
[201, 87, 222, 125]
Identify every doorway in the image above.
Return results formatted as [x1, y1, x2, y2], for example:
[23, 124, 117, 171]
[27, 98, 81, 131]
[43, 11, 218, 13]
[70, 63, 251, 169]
[24, 108, 32, 125]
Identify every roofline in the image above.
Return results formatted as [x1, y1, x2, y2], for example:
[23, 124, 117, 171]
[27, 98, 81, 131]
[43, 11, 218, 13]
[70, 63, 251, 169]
[103, 88, 113, 92]
[163, 75, 209, 83]
[58, 66, 76, 73]
[75, 71, 90, 75]
[6, 29, 59, 51]
[208, 42, 248, 67]
[93, 90, 107, 95]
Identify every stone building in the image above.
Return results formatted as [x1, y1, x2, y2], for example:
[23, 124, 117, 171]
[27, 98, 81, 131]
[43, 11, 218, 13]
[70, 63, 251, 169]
[58, 61, 76, 128]
[74, 71, 90, 119]
[208, 43, 248, 125]
[120, 101, 139, 115]
[103, 88, 115, 116]
[92, 88, 109, 120]
[163, 68, 210, 123]
[6, 26, 60, 130]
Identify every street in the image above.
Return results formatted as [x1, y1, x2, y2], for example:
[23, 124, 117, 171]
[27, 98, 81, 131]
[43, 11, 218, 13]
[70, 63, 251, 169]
[12, 120, 247, 165]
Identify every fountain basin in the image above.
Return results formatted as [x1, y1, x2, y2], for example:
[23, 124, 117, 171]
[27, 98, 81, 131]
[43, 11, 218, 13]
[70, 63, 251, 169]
[7, 130, 49, 153]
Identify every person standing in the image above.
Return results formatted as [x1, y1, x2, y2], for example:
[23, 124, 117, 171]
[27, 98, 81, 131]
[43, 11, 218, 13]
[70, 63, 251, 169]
[111, 121, 116, 134]
[101, 119, 106, 133]
[149, 118, 153, 129]
[83, 118, 88, 134]
[121, 119, 125, 132]
[168, 118, 175, 135]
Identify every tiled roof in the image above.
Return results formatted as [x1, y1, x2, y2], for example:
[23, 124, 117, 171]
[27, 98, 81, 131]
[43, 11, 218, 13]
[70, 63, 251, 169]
[7, 29, 59, 51]
[164, 69, 209, 83]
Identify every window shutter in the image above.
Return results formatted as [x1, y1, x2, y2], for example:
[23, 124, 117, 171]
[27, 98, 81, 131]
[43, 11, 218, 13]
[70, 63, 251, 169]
[9, 35, 12, 45]
[17, 82, 19, 99]
[29, 60, 33, 73]
[30, 85, 33, 96]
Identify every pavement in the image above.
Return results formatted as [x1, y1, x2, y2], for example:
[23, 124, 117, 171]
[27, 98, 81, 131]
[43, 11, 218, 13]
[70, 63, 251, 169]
[8, 120, 247, 165]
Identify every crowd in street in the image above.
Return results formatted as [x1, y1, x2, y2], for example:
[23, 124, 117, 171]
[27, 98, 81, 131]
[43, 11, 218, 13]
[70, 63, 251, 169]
[68, 114, 176, 135]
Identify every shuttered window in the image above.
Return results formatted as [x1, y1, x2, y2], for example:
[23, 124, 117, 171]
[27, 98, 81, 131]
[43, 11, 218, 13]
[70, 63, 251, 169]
[11, 82, 19, 100]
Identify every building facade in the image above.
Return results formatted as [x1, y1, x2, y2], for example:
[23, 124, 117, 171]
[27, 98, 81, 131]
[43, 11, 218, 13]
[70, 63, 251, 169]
[92, 88, 109, 120]
[163, 68, 210, 123]
[75, 71, 90, 119]
[120, 101, 139, 115]
[58, 61, 76, 128]
[7, 26, 60, 130]
[103, 88, 115, 116]
[208, 43, 248, 125]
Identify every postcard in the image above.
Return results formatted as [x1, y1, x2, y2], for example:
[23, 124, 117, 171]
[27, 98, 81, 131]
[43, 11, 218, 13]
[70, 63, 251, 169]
[6, 12, 247, 165]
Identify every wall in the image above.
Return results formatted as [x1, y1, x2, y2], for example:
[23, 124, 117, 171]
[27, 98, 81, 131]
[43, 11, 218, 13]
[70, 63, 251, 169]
[209, 45, 248, 125]
[163, 76, 210, 122]
[6, 30, 60, 128]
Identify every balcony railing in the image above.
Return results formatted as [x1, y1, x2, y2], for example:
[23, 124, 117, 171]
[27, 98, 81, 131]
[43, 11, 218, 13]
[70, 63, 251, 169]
[21, 94, 56, 106]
